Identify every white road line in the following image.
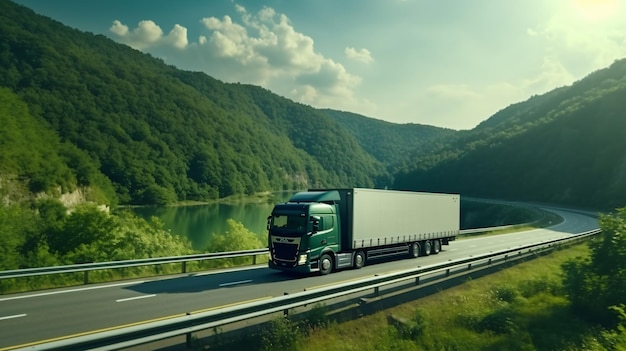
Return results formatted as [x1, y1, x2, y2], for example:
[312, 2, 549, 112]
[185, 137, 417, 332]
[116, 294, 156, 303]
[218, 280, 252, 287]
[0, 314, 27, 321]
[194, 265, 266, 277]
[0, 281, 145, 302]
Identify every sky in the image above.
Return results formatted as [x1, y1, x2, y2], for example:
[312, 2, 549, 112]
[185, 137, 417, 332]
[13, 0, 626, 130]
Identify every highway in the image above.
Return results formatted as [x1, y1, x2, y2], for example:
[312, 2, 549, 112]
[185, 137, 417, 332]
[0, 207, 599, 349]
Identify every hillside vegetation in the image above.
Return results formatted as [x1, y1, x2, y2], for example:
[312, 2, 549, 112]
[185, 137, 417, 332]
[2, 0, 625, 211]
[394, 59, 626, 210]
[0, 0, 406, 205]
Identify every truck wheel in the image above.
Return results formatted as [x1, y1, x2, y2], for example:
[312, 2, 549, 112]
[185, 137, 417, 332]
[410, 242, 420, 258]
[432, 239, 441, 254]
[354, 251, 366, 269]
[423, 241, 432, 256]
[319, 254, 334, 275]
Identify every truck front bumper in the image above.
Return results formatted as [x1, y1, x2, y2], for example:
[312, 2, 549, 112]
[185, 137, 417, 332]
[268, 258, 317, 274]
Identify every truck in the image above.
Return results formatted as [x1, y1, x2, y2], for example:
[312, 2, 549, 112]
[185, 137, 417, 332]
[267, 188, 460, 275]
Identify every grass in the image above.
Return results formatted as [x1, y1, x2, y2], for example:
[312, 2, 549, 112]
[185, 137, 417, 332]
[244, 243, 622, 351]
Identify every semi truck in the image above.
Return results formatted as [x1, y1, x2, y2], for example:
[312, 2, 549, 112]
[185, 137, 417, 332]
[267, 188, 460, 275]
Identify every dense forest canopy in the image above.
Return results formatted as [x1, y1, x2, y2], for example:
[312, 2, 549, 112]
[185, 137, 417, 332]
[0, 0, 625, 212]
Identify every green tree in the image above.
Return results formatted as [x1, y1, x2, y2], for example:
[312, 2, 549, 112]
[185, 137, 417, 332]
[563, 207, 626, 327]
[49, 204, 116, 261]
[206, 219, 264, 252]
[205, 219, 264, 267]
[0, 204, 30, 269]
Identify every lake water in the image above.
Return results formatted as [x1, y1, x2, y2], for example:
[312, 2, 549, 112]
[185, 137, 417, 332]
[130, 192, 294, 250]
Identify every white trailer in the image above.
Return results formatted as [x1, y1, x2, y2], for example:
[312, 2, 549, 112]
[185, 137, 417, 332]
[349, 188, 460, 249]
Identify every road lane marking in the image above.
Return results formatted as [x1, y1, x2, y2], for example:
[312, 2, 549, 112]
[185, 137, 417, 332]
[116, 294, 156, 303]
[194, 265, 266, 277]
[0, 314, 26, 321]
[0, 281, 144, 302]
[218, 280, 252, 287]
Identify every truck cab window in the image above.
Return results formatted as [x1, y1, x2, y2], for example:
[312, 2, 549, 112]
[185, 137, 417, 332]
[271, 214, 306, 232]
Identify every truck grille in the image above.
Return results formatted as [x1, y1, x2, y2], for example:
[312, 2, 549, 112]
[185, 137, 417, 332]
[272, 243, 298, 262]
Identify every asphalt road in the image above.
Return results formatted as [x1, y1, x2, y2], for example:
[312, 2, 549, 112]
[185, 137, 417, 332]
[0, 207, 599, 349]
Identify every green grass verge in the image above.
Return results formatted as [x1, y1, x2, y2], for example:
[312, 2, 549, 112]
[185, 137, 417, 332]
[247, 243, 622, 351]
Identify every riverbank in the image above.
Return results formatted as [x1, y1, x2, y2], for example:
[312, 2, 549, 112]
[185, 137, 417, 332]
[120, 191, 293, 208]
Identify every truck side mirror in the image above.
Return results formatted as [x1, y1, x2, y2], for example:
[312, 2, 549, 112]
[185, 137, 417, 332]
[310, 216, 320, 235]
[266, 216, 271, 231]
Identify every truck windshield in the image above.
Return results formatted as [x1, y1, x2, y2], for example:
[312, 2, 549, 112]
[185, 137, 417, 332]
[270, 214, 307, 234]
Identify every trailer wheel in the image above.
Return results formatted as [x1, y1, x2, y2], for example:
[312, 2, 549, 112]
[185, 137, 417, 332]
[423, 240, 432, 256]
[354, 251, 366, 269]
[432, 239, 441, 254]
[319, 254, 334, 275]
[410, 242, 420, 258]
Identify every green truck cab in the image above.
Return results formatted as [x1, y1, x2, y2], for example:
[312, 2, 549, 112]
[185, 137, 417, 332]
[267, 190, 340, 274]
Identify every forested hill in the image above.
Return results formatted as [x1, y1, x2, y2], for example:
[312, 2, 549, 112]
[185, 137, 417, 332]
[395, 58, 626, 210]
[321, 109, 456, 173]
[3, 0, 624, 211]
[0, 0, 413, 205]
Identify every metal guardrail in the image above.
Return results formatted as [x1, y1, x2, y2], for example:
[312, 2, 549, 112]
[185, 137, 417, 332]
[0, 248, 268, 281]
[459, 225, 519, 235]
[13, 228, 601, 351]
[0, 228, 494, 282]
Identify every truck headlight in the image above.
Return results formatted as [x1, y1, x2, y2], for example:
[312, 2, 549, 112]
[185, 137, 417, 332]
[298, 253, 308, 265]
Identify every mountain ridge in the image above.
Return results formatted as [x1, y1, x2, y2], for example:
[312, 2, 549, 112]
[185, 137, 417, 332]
[2, 0, 625, 211]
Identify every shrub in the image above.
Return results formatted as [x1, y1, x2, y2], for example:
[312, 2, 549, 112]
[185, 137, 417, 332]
[478, 307, 517, 334]
[261, 317, 301, 351]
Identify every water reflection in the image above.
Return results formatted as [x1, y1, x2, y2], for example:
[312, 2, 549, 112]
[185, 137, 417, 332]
[131, 192, 294, 250]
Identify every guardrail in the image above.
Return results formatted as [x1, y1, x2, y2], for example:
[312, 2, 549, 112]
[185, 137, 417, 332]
[0, 248, 268, 282]
[0, 228, 493, 283]
[13, 229, 601, 351]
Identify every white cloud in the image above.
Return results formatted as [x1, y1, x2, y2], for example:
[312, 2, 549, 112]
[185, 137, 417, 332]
[109, 20, 128, 36]
[196, 5, 364, 107]
[165, 24, 188, 49]
[110, 19, 189, 50]
[108, 5, 368, 113]
[345, 47, 374, 64]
